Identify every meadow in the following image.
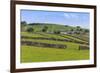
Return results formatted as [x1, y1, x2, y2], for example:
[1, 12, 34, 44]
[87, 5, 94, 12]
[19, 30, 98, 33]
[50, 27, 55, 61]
[21, 23, 90, 63]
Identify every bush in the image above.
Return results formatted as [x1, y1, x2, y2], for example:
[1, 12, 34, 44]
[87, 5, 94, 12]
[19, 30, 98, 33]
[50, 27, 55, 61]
[21, 21, 27, 31]
[42, 26, 48, 32]
[27, 27, 34, 33]
[54, 31, 60, 34]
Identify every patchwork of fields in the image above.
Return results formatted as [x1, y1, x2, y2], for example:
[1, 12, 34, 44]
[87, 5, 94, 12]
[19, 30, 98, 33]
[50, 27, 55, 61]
[21, 31, 89, 63]
[20, 9, 90, 63]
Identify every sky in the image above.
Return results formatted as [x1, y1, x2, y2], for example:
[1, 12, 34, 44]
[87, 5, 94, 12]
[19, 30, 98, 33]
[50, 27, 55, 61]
[21, 10, 90, 29]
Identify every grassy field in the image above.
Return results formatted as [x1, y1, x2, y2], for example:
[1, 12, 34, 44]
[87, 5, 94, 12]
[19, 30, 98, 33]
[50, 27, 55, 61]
[21, 46, 89, 62]
[21, 23, 89, 63]
[21, 32, 89, 63]
[25, 23, 75, 32]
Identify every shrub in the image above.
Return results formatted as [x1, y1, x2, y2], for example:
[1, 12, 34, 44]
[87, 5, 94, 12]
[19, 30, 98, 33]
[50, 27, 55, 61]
[54, 31, 60, 34]
[42, 26, 48, 32]
[27, 27, 34, 33]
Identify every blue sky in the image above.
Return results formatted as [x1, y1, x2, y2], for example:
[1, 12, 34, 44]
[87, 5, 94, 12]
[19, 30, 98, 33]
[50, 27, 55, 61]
[21, 10, 90, 29]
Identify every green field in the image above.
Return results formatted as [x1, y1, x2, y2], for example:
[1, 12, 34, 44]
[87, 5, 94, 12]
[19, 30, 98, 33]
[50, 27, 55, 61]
[21, 23, 89, 63]
[21, 46, 89, 62]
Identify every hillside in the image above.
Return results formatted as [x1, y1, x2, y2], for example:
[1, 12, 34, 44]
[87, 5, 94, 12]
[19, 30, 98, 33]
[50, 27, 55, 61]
[29, 23, 74, 32]
[21, 22, 89, 62]
[21, 23, 88, 33]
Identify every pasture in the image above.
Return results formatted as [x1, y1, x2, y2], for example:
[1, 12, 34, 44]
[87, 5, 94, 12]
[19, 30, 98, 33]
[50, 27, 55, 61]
[21, 30, 89, 63]
[21, 45, 89, 62]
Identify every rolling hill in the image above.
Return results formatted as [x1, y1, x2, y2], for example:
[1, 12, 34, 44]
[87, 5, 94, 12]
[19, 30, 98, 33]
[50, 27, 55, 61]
[22, 23, 79, 32]
[21, 22, 90, 62]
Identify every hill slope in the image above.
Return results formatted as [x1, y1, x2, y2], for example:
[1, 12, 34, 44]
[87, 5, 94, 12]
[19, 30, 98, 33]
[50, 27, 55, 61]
[26, 23, 76, 32]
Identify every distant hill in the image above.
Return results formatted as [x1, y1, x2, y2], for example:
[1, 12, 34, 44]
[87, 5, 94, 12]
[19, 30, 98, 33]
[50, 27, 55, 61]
[21, 22, 89, 33]
[27, 23, 76, 32]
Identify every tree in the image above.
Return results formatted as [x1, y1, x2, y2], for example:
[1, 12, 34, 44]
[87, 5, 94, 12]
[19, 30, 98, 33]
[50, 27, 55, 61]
[21, 21, 27, 31]
[21, 21, 27, 26]
[42, 26, 48, 32]
[54, 31, 60, 34]
[84, 29, 89, 33]
[27, 27, 34, 33]
[65, 25, 69, 27]
[76, 26, 81, 31]
[70, 28, 74, 31]
[79, 28, 83, 31]
[76, 26, 82, 34]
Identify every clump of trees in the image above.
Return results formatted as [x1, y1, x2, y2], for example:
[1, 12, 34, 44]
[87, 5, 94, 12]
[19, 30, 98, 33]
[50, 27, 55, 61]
[54, 31, 60, 34]
[21, 21, 27, 31]
[21, 21, 34, 33]
[70, 28, 74, 32]
[75, 26, 89, 34]
[84, 29, 89, 33]
[21, 21, 27, 25]
[27, 27, 34, 33]
[42, 26, 48, 32]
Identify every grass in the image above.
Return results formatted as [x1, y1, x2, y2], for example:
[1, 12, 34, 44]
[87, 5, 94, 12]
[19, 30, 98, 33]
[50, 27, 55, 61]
[21, 32, 45, 38]
[21, 31, 89, 63]
[21, 32, 88, 44]
[21, 45, 89, 63]
[59, 34, 88, 44]
[21, 32, 66, 39]
[26, 23, 75, 32]
[69, 34, 89, 42]
[21, 38, 79, 49]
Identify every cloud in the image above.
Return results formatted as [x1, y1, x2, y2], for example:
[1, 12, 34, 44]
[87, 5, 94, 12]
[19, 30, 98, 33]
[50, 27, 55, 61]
[64, 13, 79, 19]
[70, 14, 79, 18]
[64, 13, 70, 18]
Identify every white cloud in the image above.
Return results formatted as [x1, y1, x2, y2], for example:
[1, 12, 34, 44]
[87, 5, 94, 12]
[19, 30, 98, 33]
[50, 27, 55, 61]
[64, 13, 70, 18]
[70, 14, 79, 18]
[64, 13, 79, 19]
